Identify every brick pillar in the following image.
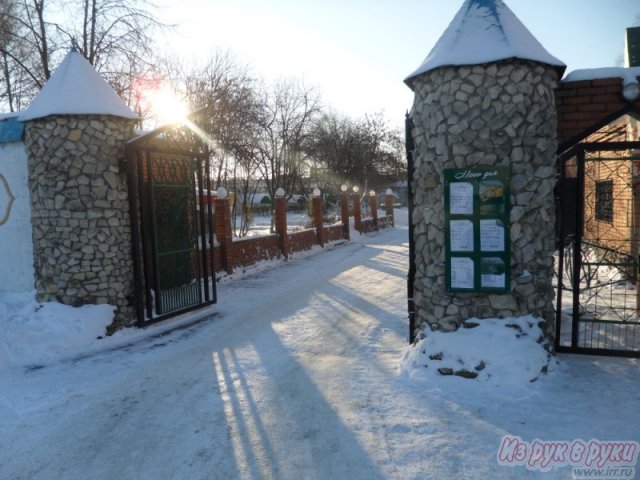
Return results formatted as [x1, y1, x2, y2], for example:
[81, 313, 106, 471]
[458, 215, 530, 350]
[385, 191, 395, 227]
[312, 195, 325, 246]
[339, 191, 350, 240]
[369, 192, 379, 230]
[275, 196, 289, 258]
[215, 197, 233, 273]
[352, 192, 362, 233]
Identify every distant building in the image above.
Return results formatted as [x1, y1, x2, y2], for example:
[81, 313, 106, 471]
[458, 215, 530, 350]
[387, 180, 408, 206]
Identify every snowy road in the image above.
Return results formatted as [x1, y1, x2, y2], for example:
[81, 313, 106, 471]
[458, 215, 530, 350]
[2, 214, 640, 479]
[2, 222, 410, 479]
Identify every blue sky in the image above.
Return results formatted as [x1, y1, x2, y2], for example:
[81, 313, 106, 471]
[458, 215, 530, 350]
[158, 0, 639, 127]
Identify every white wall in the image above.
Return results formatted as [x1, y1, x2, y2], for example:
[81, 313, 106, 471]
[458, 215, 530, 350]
[0, 141, 34, 292]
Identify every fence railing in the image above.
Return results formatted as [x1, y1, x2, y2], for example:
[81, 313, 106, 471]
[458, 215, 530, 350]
[209, 191, 396, 274]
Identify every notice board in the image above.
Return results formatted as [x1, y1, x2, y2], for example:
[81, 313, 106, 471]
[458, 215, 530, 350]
[444, 167, 510, 293]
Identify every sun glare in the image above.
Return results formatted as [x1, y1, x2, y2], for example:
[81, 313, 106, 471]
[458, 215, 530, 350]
[134, 76, 189, 126]
[147, 85, 189, 125]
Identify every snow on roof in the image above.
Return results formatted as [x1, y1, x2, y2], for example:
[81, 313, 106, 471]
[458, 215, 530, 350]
[405, 0, 566, 89]
[0, 112, 20, 120]
[19, 49, 138, 122]
[563, 66, 640, 86]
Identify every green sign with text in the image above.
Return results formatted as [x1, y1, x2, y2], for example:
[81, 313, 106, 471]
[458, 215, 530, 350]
[444, 167, 510, 293]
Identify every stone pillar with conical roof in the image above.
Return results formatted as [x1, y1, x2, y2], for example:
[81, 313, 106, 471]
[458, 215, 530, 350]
[19, 48, 139, 327]
[405, 0, 566, 339]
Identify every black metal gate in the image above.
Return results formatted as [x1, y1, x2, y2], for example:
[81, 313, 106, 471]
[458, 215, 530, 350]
[127, 126, 216, 326]
[556, 141, 640, 357]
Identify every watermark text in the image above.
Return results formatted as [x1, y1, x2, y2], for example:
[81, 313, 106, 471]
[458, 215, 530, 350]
[497, 436, 639, 478]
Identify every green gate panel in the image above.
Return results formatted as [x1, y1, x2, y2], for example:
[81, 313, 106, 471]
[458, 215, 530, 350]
[150, 154, 202, 315]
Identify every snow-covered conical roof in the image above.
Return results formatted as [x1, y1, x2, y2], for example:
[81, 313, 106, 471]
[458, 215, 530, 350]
[405, 0, 566, 89]
[19, 49, 138, 121]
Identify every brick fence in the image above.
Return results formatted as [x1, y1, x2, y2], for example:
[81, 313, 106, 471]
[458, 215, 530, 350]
[209, 191, 395, 274]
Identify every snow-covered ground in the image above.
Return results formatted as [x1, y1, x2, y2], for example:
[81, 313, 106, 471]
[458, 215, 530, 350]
[1, 210, 639, 479]
[242, 211, 312, 237]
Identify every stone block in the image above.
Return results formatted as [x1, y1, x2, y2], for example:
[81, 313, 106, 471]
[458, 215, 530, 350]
[489, 294, 517, 311]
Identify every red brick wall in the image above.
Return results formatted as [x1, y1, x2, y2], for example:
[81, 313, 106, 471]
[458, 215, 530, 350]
[212, 246, 222, 273]
[202, 246, 225, 273]
[287, 229, 317, 255]
[556, 77, 640, 149]
[583, 159, 633, 255]
[378, 216, 392, 229]
[206, 197, 395, 275]
[359, 218, 378, 234]
[232, 235, 280, 268]
[325, 224, 345, 243]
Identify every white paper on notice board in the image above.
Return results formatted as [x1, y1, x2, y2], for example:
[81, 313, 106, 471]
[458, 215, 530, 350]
[451, 257, 474, 289]
[450, 182, 473, 215]
[480, 219, 504, 252]
[450, 219, 474, 252]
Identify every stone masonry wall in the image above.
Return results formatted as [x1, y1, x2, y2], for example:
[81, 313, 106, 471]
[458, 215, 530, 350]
[410, 60, 559, 337]
[25, 115, 136, 326]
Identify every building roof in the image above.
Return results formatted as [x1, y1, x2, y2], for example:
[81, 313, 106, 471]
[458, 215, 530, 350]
[0, 114, 24, 143]
[19, 49, 138, 122]
[405, 0, 565, 89]
[563, 66, 640, 86]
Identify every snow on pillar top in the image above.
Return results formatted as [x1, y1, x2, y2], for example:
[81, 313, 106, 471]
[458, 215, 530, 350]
[19, 48, 138, 122]
[404, 0, 566, 90]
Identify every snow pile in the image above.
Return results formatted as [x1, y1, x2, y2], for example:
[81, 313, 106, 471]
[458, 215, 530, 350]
[0, 291, 115, 370]
[400, 314, 555, 390]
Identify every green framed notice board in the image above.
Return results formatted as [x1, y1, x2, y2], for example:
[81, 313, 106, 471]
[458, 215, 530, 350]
[444, 167, 510, 293]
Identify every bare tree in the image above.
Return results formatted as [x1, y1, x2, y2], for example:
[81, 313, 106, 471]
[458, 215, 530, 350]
[0, 0, 10, 40]
[0, 0, 53, 111]
[177, 52, 263, 236]
[0, 0, 167, 111]
[306, 110, 406, 191]
[255, 79, 321, 202]
[0, 0, 18, 110]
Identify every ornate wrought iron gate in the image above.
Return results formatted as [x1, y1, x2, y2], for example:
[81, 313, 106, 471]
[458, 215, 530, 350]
[127, 126, 216, 326]
[556, 141, 640, 357]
